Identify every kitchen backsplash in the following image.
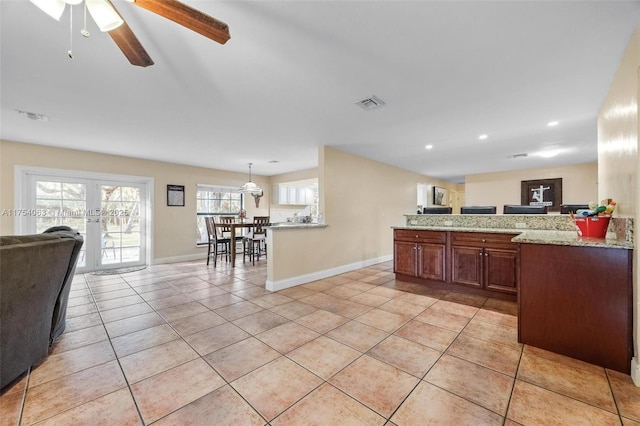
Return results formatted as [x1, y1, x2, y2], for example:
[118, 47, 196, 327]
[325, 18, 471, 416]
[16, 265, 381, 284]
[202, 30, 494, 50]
[270, 206, 314, 223]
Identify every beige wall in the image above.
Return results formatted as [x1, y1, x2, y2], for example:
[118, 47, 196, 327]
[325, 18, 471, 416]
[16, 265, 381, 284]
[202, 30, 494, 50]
[0, 140, 270, 262]
[268, 146, 457, 286]
[597, 27, 639, 383]
[464, 163, 598, 212]
[269, 168, 318, 185]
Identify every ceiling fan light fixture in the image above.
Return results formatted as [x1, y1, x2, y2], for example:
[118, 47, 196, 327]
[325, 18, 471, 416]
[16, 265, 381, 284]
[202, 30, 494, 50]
[86, 0, 123, 32]
[30, 0, 66, 20]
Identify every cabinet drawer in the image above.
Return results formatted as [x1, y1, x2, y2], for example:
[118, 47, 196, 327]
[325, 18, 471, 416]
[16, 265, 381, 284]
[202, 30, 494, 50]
[394, 229, 446, 244]
[450, 232, 517, 249]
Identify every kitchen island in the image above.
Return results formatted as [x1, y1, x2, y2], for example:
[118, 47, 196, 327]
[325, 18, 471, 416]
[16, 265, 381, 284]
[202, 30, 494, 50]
[395, 213, 634, 373]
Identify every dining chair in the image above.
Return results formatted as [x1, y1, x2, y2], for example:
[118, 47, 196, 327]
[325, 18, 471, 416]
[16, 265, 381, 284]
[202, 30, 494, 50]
[243, 216, 270, 265]
[219, 216, 244, 244]
[205, 217, 230, 267]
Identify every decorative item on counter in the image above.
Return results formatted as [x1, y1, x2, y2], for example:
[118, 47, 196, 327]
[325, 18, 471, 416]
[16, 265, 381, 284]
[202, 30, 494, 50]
[574, 199, 616, 218]
[570, 199, 615, 238]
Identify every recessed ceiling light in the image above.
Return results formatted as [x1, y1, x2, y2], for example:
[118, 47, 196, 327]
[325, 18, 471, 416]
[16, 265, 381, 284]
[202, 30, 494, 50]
[547, 121, 559, 127]
[478, 134, 488, 140]
[425, 145, 433, 150]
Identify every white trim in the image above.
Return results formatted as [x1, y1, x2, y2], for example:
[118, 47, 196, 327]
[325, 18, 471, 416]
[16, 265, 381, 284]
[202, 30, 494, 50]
[632, 357, 640, 387]
[265, 255, 393, 292]
[15, 165, 153, 184]
[14, 165, 154, 269]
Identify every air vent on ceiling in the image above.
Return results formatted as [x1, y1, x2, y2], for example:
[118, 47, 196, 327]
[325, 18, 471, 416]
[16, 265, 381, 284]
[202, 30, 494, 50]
[355, 95, 385, 111]
[507, 153, 529, 159]
[16, 109, 49, 122]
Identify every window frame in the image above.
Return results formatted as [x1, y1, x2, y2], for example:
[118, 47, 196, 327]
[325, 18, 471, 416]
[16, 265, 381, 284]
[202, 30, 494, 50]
[196, 184, 244, 245]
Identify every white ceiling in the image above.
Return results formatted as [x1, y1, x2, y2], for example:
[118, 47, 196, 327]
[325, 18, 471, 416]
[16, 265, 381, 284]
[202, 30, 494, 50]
[2, 1, 639, 183]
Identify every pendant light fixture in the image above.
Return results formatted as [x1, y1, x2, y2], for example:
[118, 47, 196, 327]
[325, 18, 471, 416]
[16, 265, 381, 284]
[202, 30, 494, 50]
[239, 163, 263, 195]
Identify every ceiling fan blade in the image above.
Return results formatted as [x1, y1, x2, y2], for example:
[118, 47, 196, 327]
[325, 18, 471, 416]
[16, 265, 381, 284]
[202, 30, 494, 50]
[131, 0, 230, 45]
[108, 23, 154, 67]
[106, 0, 154, 67]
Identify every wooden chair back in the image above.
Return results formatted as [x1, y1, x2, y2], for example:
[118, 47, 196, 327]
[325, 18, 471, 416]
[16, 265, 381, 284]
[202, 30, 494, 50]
[252, 216, 270, 235]
[204, 216, 218, 243]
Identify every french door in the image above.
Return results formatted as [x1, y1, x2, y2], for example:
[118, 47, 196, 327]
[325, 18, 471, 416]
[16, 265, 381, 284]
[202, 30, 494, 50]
[19, 169, 150, 273]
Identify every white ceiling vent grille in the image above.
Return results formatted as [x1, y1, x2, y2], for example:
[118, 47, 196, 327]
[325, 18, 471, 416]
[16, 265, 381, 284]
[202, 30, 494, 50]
[16, 109, 49, 122]
[507, 153, 529, 159]
[355, 95, 385, 111]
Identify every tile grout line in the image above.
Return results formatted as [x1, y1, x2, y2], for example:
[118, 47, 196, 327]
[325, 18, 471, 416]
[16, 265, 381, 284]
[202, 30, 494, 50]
[117, 268, 276, 424]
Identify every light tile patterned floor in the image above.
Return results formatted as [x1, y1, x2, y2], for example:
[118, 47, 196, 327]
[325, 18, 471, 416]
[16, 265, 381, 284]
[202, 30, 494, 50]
[2, 259, 640, 425]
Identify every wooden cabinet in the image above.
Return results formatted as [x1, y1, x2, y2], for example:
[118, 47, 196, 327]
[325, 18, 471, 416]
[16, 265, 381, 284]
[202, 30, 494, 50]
[519, 243, 633, 373]
[393, 230, 446, 282]
[450, 232, 518, 295]
[393, 229, 518, 300]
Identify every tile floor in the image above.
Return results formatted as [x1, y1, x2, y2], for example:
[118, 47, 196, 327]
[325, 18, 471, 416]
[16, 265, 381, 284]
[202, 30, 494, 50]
[2, 259, 640, 425]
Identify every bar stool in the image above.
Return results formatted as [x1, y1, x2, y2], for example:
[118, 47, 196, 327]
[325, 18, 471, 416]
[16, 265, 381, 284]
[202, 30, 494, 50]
[243, 216, 270, 265]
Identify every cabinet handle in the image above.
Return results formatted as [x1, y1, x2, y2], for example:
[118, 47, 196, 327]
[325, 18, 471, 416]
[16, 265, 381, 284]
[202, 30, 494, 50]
[482, 239, 486, 242]
[416, 235, 419, 238]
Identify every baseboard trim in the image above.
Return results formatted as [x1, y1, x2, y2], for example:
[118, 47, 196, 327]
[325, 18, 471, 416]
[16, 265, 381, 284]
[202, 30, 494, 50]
[153, 253, 205, 265]
[265, 255, 393, 291]
[632, 357, 640, 387]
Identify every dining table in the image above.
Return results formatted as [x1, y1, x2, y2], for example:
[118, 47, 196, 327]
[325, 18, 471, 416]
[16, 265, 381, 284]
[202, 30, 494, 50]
[221, 222, 248, 267]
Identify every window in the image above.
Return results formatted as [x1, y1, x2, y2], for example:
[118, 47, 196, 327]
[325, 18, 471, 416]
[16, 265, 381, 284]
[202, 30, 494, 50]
[196, 185, 243, 244]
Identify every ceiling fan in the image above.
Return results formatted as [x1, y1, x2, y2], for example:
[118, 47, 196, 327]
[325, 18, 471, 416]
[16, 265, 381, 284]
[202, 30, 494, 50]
[29, 0, 230, 67]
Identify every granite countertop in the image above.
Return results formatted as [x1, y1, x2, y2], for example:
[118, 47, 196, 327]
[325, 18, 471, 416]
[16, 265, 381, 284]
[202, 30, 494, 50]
[393, 226, 633, 249]
[512, 230, 633, 249]
[267, 223, 328, 230]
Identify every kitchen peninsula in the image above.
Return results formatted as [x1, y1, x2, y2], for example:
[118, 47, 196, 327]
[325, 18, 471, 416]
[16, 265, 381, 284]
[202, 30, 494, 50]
[394, 213, 634, 373]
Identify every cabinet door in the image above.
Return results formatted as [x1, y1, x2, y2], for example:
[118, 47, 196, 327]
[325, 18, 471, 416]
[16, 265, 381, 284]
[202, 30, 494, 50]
[417, 243, 446, 281]
[287, 187, 297, 204]
[484, 248, 517, 294]
[279, 186, 289, 204]
[394, 241, 417, 276]
[450, 246, 482, 288]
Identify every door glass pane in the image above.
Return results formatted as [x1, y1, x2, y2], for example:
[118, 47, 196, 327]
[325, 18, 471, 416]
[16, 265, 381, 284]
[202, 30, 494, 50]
[100, 185, 141, 266]
[34, 180, 88, 268]
[62, 183, 86, 200]
[36, 181, 61, 199]
[37, 199, 62, 211]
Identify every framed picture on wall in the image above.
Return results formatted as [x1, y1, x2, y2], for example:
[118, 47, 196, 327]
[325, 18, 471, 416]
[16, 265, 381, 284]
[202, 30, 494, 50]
[521, 178, 562, 212]
[167, 185, 185, 206]
[433, 186, 447, 206]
